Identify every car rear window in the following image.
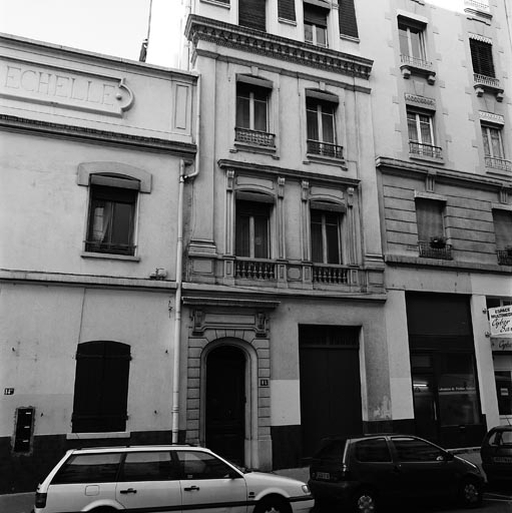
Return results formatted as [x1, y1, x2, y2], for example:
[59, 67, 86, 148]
[314, 439, 347, 460]
[52, 453, 122, 484]
[354, 438, 392, 462]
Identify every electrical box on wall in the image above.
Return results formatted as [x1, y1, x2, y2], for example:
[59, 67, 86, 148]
[13, 407, 34, 453]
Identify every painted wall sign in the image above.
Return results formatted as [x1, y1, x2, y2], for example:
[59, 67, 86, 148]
[0, 56, 134, 116]
[489, 305, 512, 336]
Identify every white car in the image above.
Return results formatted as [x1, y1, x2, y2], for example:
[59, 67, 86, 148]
[34, 445, 314, 513]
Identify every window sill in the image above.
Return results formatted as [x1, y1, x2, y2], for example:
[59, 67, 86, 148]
[304, 154, 347, 169]
[409, 153, 444, 165]
[200, 0, 230, 8]
[339, 34, 360, 43]
[278, 17, 297, 26]
[66, 432, 130, 440]
[81, 251, 141, 262]
[231, 141, 278, 158]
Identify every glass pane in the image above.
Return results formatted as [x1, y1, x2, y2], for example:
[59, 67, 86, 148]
[355, 439, 392, 462]
[52, 453, 122, 484]
[481, 126, 490, 155]
[304, 23, 313, 43]
[419, 115, 433, 144]
[325, 217, 340, 264]
[316, 26, 327, 46]
[490, 128, 504, 158]
[111, 202, 133, 245]
[321, 110, 335, 143]
[413, 375, 436, 427]
[438, 353, 480, 426]
[307, 107, 319, 140]
[254, 98, 267, 131]
[409, 29, 423, 59]
[311, 215, 323, 263]
[392, 438, 444, 462]
[407, 112, 418, 141]
[236, 96, 250, 128]
[235, 214, 250, 256]
[254, 214, 269, 258]
[176, 451, 234, 480]
[495, 372, 512, 415]
[398, 27, 409, 55]
[120, 452, 175, 481]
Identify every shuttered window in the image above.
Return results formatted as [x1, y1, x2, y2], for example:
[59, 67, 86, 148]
[470, 39, 495, 77]
[72, 341, 131, 433]
[338, 0, 359, 39]
[239, 0, 266, 32]
[278, 0, 296, 21]
[304, 3, 328, 46]
[493, 210, 512, 249]
[416, 199, 445, 242]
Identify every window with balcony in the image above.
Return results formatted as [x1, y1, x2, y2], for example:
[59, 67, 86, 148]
[306, 94, 343, 160]
[482, 124, 511, 172]
[311, 210, 342, 264]
[235, 199, 274, 279]
[407, 109, 442, 160]
[86, 177, 138, 256]
[416, 198, 451, 259]
[304, 2, 328, 47]
[470, 38, 495, 78]
[492, 209, 512, 265]
[239, 0, 266, 31]
[235, 81, 274, 148]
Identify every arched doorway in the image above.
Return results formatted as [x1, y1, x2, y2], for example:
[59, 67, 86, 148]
[205, 345, 246, 465]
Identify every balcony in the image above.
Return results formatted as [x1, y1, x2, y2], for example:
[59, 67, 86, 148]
[312, 264, 349, 285]
[307, 140, 344, 160]
[409, 141, 443, 160]
[464, 0, 491, 17]
[497, 250, 512, 266]
[485, 156, 512, 173]
[235, 127, 275, 148]
[234, 258, 276, 280]
[400, 54, 436, 84]
[418, 241, 453, 260]
[473, 74, 504, 102]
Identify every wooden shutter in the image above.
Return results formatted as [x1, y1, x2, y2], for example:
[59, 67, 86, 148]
[278, 0, 296, 21]
[239, 0, 266, 32]
[416, 199, 444, 241]
[493, 210, 512, 249]
[304, 4, 328, 26]
[470, 39, 495, 77]
[72, 341, 130, 433]
[338, 0, 359, 38]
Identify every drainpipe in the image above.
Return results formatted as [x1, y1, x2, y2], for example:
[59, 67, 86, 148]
[171, 75, 201, 444]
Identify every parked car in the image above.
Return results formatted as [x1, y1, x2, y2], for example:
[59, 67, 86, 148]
[34, 444, 314, 513]
[480, 425, 512, 487]
[308, 434, 483, 512]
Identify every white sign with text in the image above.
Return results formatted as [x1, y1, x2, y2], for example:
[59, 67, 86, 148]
[489, 305, 512, 337]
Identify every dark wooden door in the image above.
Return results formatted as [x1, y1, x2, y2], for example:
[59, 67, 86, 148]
[206, 346, 246, 465]
[299, 326, 363, 460]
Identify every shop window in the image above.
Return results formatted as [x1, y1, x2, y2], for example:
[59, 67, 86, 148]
[235, 80, 274, 147]
[338, 0, 359, 39]
[72, 341, 131, 433]
[495, 372, 512, 415]
[304, 1, 328, 47]
[407, 108, 442, 159]
[492, 209, 512, 265]
[235, 200, 271, 259]
[239, 0, 266, 31]
[415, 199, 450, 259]
[470, 38, 495, 78]
[311, 209, 342, 264]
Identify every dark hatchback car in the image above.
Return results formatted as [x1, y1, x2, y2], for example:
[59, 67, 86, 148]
[480, 425, 512, 487]
[309, 434, 483, 512]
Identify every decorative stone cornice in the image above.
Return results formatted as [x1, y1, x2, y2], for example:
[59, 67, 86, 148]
[479, 111, 505, 125]
[404, 93, 436, 109]
[0, 114, 197, 156]
[185, 15, 373, 80]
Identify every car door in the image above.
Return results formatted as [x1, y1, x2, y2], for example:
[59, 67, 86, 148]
[115, 450, 182, 512]
[389, 436, 455, 500]
[175, 449, 247, 513]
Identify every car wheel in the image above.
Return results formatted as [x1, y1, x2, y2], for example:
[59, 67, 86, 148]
[458, 478, 482, 508]
[254, 496, 291, 513]
[352, 488, 377, 513]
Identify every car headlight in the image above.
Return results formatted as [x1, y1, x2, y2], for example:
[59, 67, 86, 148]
[301, 484, 310, 494]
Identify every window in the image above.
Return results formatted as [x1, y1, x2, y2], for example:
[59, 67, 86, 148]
[415, 199, 450, 259]
[52, 453, 122, 484]
[407, 109, 441, 159]
[304, 2, 328, 47]
[311, 210, 342, 264]
[235, 200, 271, 259]
[392, 437, 444, 462]
[86, 177, 138, 256]
[306, 96, 343, 159]
[399, 18, 427, 63]
[72, 341, 130, 433]
[470, 39, 495, 78]
[355, 439, 392, 462]
[495, 372, 512, 415]
[482, 125, 505, 159]
[338, 0, 359, 39]
[493, 209, 512, 264]
[239, 0, 266, 31]
[176, 451, 236, 480]
[120, 452, 177, 482]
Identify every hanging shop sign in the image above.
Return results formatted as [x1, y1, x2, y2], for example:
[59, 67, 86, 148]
[488, 305, 512, 337]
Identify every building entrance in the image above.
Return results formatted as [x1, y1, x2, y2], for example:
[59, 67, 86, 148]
[205, 345, 246, 465]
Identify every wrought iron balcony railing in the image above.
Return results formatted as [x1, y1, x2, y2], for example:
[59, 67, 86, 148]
[418, 241, 453, 260]
[497, 250, 512, 266]
[235, 258, 276, 280]
[409, 141, 443, 160]
[474, 73, 500, 89]
[400, 54, 433, 71]
[235, 127, 275, 147]
[312, 264, 350, 285]
[485, 156, 512, 172]
[307, 140, 344, 160]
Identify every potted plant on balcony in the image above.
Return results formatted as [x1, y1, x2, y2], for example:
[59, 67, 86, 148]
[430, 236, 447, 249]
